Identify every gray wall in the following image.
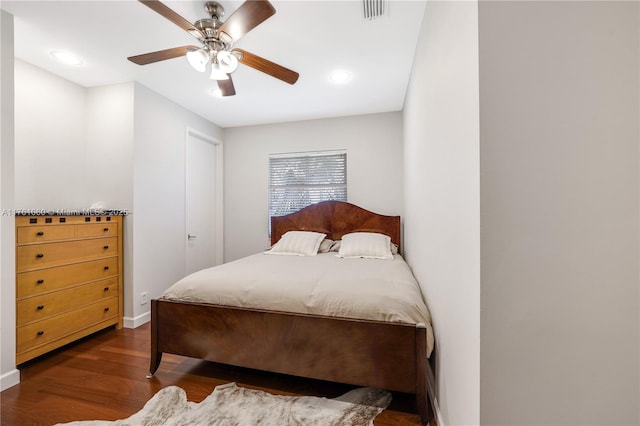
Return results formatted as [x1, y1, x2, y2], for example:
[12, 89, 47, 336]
[0, 9, 18, 391]
[14, 61, 134, 211]
[403, 1, 481, 425]
[479, 1, 639, 424]
[404, 1, 639, 424]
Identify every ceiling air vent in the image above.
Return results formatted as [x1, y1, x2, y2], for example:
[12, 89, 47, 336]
[363, 0, 386, 20]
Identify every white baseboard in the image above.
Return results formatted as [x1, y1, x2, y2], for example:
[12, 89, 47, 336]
[0, 368, 20, 391]
[431, 396, 445, 426]
[123, 311, 150, 329]
[426, 358, 445, 426]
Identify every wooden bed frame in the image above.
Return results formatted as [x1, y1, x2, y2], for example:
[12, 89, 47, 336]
[147, 201, 432, 425]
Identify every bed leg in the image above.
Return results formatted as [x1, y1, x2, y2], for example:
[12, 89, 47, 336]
[147, 351, 162, 378]
[416, 389, 431, 426]
[416, 324, 431, 425]
[147, 299, 162, 379]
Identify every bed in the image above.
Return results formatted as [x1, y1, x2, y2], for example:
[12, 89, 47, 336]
[147, 201, 434, 425]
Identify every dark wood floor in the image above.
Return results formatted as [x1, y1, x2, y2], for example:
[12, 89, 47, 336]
[1, 323, 423, 425]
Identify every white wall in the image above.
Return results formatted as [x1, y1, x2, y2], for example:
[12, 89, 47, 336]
[403, 2, 480, 425]
[131, 83, 223, 325]
[86, 83, 134, 209]
[15, 65, 135, 212]
[0, 9, 19, 391]
[478, 2, 639, 424]
[223, 112, 404, 261]
[14, 60, 87, 209]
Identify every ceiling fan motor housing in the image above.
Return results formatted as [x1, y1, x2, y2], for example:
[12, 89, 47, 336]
[195, 3, 228, 48]
[195, 18, 221, 39]
[205, 1, 224, 19]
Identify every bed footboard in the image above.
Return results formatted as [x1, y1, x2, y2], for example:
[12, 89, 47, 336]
[148, 298, 431, 425]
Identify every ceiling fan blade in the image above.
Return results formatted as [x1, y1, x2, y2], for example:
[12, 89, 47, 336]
[234, 49, 299, 85]
[128, 46, 197, 65]
[217, 76, 236, 97]
[139, 0, 204, 39]
[218, 0, 276, 43]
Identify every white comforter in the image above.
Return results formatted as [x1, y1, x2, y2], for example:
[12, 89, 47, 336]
[162, 252, 434, 356]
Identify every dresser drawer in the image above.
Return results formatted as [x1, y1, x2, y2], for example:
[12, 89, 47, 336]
[17, 237, 118, 272]
[17, 278, 119, 326]
[76, 223, 119, 238]
[17, 225, 76, 244]
[17, 297, 119, 353]
[17, 257, 118, 298]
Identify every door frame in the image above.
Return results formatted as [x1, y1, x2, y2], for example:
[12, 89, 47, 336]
[184, 127, 224, 271]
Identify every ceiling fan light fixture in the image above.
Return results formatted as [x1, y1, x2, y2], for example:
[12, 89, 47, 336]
[210, 63, 229, 80]
[218, 31, 233, 45]
[217, 50, 239, 73]
[186, 48, 209, 72]
[187, 29, 204, 39]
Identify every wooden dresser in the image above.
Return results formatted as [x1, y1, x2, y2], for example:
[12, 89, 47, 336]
[15, 214, 123, 365]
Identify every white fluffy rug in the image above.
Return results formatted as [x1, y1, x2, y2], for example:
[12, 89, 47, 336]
[57, 382, 392, 426]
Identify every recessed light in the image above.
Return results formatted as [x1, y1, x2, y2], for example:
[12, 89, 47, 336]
[329, 70, 351, 83]
[49, 50, 84, 66]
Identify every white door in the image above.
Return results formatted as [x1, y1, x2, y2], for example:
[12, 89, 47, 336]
[185, 130, 220, 275]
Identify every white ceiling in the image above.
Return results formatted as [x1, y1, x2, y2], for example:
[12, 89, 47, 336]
[2, 0, 426, 128]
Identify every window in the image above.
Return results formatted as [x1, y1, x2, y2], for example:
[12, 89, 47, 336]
[269, 151, 347, 226]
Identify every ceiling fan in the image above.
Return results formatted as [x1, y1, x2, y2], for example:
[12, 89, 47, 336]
[128, 0, 299, 97]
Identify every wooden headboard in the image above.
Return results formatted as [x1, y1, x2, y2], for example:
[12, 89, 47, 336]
[270, 201, 401, 248]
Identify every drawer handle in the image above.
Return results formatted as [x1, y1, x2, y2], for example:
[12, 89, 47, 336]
[36, 231, 44, 236]
[37, 330, 44, 336]
[36, 279, 45, 284]
[104, 266, 110, 271]
[36, 253, 44, 258]
[104, 286, 110, 292]
[104, 307, 110, 312]
[103, 228, 109, 232]
[103, 245, 109, 250]
[36, 305, 44, 310]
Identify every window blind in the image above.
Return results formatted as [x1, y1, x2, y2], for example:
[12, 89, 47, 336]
[269, 151, 347, 222]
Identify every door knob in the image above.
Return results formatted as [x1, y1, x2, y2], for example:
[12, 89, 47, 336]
[187, 234, 197, 240]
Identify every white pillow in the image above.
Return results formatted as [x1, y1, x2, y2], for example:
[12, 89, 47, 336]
[266, 231, 327, 256]
[336, 232, 394, 260]
[331, 238, 398, 255]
